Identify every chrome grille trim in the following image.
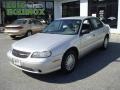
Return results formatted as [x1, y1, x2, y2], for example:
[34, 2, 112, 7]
[12, 49, 30, 58]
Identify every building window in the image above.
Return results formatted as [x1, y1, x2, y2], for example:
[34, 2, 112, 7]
[2, 0, 54, 25]
[62, 1, 80, 17]
[88, 0, 118, 28]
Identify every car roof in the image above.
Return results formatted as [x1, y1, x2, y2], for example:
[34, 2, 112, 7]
[56, 16, 97, 20]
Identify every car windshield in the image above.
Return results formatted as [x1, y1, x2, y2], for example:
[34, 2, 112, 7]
[42, 19, 81, 35]
[13, 19, 27, 24]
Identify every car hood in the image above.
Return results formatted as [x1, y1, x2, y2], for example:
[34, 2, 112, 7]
[12, 33, 76, 52]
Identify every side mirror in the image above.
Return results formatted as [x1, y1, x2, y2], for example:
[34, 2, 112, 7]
[81, 29, 90, 35]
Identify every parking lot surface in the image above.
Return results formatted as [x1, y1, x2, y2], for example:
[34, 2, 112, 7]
[0, 33, 120, 90]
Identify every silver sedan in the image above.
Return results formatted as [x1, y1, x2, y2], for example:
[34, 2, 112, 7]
[7, 16, 110, 74]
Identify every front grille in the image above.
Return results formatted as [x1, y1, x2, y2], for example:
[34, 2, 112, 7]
[12, 49, 30, 58]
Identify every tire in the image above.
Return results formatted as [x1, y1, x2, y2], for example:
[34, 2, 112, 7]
[102, 36, 109, 49]
[10, 35, 16, 39]
[26, 31, 32, 37]
[61, 50, 77, 73]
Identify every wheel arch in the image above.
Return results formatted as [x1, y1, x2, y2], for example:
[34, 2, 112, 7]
[27, 29, 32, 33]
[25, 30, 32, 36]
[62, 47, 79, 59]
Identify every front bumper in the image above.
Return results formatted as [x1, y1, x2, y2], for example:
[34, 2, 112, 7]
[7, 50, 62, 74]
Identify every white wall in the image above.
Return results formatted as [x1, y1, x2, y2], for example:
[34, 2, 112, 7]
[54, 1, 62, 19]
[80, 0, 88, 16]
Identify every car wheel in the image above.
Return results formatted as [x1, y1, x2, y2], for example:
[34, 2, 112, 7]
[102, 36, 109, 49]
[26, 31, 32, 37]
[10, 35, 16, 39]
[61, 50, 77, 73]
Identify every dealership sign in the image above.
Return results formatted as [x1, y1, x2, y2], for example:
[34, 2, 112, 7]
[5, 1, 45, 15]
[6, 9, 45, 15]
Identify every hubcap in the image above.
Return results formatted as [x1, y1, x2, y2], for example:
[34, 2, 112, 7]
[65, 54, 75, 71]
[104, 38, 108, 48]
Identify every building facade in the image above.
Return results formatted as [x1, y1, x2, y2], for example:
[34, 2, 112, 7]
[0, 0, 119, 33]
[54, 0, 119, 33]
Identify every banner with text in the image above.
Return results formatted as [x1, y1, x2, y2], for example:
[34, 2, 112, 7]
[5, 1, 45, 16]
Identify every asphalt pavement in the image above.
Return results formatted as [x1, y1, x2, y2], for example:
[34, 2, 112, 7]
[0, 33, 120, 90]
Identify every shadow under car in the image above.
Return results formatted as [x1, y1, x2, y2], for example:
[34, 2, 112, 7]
[23, 42, 120, 84]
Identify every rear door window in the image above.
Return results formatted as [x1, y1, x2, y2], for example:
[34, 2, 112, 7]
[34, 20, 42, 25]
[90, 18, 104, 30]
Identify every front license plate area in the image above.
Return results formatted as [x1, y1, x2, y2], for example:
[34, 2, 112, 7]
[12, 58, 21, 66]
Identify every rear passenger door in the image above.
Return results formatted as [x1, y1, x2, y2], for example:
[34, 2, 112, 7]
[29, 19, 36, 33]
[90, 18, 106, 46]
[33, 20, 44, 32]
[79, 19, 96, 55]
[30, 19, 42, 33]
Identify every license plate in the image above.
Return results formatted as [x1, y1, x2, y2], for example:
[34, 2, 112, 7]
[12, 58, 21, 66]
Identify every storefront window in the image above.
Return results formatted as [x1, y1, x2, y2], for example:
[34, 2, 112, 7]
[2, 0, 54, 25]
[88, 0, 118, 28]
[62, 1, 80, 17]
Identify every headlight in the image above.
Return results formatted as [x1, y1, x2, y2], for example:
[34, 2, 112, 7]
[31, 51, 52, 58]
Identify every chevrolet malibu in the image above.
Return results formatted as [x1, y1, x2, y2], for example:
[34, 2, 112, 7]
[7, 17, 110, 74]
